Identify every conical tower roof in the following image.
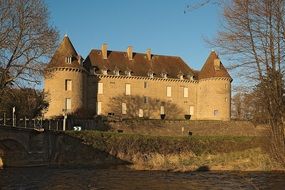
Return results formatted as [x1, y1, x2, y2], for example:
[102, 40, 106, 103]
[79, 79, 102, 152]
[47, 35, 83, 68]
[199, 51, 232, 81]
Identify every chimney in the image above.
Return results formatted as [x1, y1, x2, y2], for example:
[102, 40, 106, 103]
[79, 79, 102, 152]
[214, 58, 221, 70]
[101, 43, 108, 59]
[127, 46, 133, 60]
[146, 48, 151, 61]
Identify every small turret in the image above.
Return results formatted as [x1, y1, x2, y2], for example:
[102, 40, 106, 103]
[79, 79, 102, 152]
[197, 51, 232, 121]
[44, 35, 87, 118]
[47, 35, 83, 69]
[198, 51, 232, 81]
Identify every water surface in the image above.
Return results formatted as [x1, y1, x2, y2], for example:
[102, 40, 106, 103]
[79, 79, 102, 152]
[0, 166, 284, 190]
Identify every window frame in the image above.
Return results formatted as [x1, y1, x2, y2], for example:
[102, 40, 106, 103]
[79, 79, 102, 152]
[122, 103, 127, 115]
[65, 98, 71, 111]
[166, 86, 172, 97]
[125, 83, 131, 95]
[65, 79, 72, 91]
[98, 82, 103, 94]
[183, 87, 188, 98]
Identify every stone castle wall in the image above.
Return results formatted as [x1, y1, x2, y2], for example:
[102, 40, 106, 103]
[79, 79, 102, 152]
[197, 78, 231, 121]
[93, 75, 198, 120]
[44, 71, 231, 121]
[44, 68, 87, 118]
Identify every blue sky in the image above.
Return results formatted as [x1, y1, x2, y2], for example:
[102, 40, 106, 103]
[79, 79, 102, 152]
[45, 0, 222, 70]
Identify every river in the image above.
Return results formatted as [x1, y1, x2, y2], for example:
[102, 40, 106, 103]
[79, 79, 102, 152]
[0, 166, 284, 190]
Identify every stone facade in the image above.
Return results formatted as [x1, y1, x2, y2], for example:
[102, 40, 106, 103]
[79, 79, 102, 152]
[44, 36, 232, 121]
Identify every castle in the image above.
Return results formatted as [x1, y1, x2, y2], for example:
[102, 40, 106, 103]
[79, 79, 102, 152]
[44, 35, 232, 120]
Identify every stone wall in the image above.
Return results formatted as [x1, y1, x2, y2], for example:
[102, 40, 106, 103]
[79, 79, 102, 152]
[197, 78, 231, 121]
[93, 75, 198, 119]
[0, 129, 125, 168]
[44, 70, 232, 121]
[44, 68, 87, 118]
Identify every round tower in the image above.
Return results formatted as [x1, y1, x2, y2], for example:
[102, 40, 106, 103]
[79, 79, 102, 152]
[44, 35, 87, 118]
[197, 51, 232, 121]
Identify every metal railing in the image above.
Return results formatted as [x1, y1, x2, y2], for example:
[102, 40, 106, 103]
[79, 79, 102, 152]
[0, 117, 65, 131]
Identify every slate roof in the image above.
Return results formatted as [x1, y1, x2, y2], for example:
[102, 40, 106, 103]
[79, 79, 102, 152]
[83, 49, 197, 79]
[47, 36, 231, 81]
[198, 51, 232, 81]
[47, 35, 83, 69]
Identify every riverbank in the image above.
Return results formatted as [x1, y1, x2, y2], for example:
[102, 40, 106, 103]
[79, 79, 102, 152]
[67, 131, 283, 172]
[108, 120, 266, 136]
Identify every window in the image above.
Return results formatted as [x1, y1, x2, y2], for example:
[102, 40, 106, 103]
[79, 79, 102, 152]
[97, 102, 102, 115]
[144, 81, 148, 88]
[160, 106, 165, 115]
[214, 59, 221, 70]
[183, 87, 188, 98]
[65, 79, 72, 91]
[214, 110, 219, 116]
[98, 83, 103, 94]
[148, 71, 154, 78]
[65, 57, 72, 64]
[139, 109, 144, 118]
[102, 69, 108, 75]
[225, 84, 228, 89]
[65, 98, 71, 111]
[122, 103, 127, 115]
[114, 70, 120, 76]
[161, 73, 167, 79]
[178, 73, 184, 80]
[125, 70, 131, 76]
[144, 96, 149, 104]
[189, 106, 194, 115]
[166, 86, 171, 97]
[125, 84, 131, 95]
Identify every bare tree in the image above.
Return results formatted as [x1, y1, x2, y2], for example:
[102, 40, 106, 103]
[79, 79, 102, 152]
[0, 88, 48, 118]
[232, 85, 273, 124]
[0, 0, 58, 90]
[210, 0, 285, 165]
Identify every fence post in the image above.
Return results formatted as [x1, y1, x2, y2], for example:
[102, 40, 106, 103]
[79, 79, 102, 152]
[33, 119, 35, 128]
[3, 113, 6, 126]
[24, 117, 27, 128]
[48, 120, 51, 130]
[63, 115, 67, 131]
[12, 107, 15, 127]
[56, 120, 58, 131]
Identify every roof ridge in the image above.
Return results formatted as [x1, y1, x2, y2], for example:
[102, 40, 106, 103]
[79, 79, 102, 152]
[90, 48, 181, 58]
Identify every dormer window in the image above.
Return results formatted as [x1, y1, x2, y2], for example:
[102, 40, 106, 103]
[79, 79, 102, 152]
[65, 57, 72, 64]
[113, 70, 120, 76]
[92, 67, 98, 75]
[113, 67, 120, 76]
[101, 69, 108, 75]
[161, 72, 167, 79]
[187, 74, 194, 81]
[214, 59, 221, 70]
[125, 70, 131, 76]
[177, 72, 184, 80]
[147, 71, 154, 78]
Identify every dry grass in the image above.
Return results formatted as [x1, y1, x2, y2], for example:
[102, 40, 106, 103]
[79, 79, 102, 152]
[109, 120, 266, 137]
[65, 131, 284, 171]
[128, 148, 283, 172]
